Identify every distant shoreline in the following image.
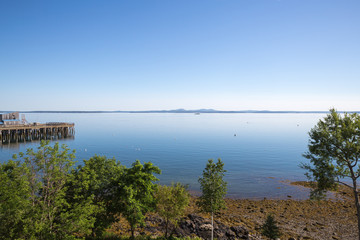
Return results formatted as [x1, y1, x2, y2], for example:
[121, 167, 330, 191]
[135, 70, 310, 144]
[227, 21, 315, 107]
[1, 110, 359, 114]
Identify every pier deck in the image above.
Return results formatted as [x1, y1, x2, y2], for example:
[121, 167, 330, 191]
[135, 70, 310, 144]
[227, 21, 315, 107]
[0, 122, 75, 143]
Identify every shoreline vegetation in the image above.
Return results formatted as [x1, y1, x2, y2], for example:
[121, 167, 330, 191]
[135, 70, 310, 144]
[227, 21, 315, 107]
[0, 141, 357, 240]
[106, 180, 356, 239]
[111, 181, 356, 239]
[110, 195, 356, 240]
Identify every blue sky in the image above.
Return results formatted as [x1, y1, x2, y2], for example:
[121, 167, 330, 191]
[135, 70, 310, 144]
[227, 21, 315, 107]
[0, 0, 359, 111]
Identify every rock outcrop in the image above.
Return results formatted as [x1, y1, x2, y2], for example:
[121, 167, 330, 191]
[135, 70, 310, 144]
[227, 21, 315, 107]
[174, 214, 250, 239]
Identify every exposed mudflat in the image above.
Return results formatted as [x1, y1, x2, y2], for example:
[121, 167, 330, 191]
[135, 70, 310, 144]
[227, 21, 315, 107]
[109, 183, 357, 239]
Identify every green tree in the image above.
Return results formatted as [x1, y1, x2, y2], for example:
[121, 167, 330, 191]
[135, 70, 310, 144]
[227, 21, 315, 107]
[155, 183, 190, 237]
[67, 155, 125, 237]
[261, 214, 281, 240]
[197, 159, 227, 240]
[121, 160, 161, 239]
[0, 160, 31, 239]
[301, 109, 360, 239]
[7, 141, 97, 239]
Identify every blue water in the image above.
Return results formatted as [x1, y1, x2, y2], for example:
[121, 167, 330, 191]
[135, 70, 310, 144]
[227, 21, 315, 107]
[0, 113, 325, 199]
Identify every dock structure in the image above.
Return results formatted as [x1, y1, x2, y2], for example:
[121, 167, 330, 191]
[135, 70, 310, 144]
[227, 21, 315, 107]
[0, 123, 75, 144]
[0, 112, 75, 144]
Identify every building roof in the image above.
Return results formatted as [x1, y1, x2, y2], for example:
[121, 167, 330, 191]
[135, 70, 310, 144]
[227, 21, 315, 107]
[2, 119, 21, 122]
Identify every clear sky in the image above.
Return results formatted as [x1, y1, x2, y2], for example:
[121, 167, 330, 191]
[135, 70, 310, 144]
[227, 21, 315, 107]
[0, 0, 359, 111]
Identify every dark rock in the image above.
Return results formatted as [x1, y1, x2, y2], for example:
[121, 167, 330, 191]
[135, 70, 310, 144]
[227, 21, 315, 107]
[226, 229, 236, 237]
[230, 226, 249, 238]
[173, 214, 250, 240]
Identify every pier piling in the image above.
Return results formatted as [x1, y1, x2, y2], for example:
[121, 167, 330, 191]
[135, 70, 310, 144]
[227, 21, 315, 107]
[0, 123, 75, 144]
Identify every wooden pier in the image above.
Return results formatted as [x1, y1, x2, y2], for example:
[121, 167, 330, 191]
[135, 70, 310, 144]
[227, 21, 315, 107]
[0, 122, 75, 144]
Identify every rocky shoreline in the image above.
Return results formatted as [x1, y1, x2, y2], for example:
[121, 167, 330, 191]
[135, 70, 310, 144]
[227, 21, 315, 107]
[109, 183, 357, 240]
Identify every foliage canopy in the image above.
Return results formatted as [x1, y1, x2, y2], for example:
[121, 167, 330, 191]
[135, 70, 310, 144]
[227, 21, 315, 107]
[197, 158, 227, 214]
[261, 214, 281, 240]
[0, 141, 161, 239]
[301, 108, 360, 239]
[155, 182, 190, 237]
[121, 160, 161, 239]
[66, 155, 125, 237]
[0, 141, 97, 239]
[197, 158, 227, 240]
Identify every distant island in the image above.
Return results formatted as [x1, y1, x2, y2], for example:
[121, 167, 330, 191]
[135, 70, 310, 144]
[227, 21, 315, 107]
[1, 109, 359, 114]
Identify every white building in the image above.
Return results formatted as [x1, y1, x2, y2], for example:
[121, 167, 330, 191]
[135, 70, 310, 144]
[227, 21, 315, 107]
[0, 112, 22, 126]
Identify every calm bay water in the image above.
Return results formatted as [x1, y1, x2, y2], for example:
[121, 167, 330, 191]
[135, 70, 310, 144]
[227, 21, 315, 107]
[0, 113, 325, 199]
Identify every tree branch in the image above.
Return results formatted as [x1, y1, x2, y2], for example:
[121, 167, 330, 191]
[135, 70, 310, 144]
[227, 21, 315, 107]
[351, 153, 359, 168]
[335, 180, 353, 190]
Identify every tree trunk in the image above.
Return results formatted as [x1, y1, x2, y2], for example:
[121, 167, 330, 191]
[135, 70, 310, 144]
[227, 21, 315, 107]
[130, 225, 135, 240]
[165, 219, 169, 238]
[349, 165, 360, 240]
[356, 195, 360, 240]
[352, 180, 360, 240]
[211, 212, 214, 240]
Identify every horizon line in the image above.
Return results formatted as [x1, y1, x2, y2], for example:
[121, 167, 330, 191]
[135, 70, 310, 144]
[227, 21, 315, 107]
[1, 109, 360, 114]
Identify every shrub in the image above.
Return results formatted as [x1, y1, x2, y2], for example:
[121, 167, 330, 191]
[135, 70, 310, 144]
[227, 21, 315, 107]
[261, 214, 281, 240]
